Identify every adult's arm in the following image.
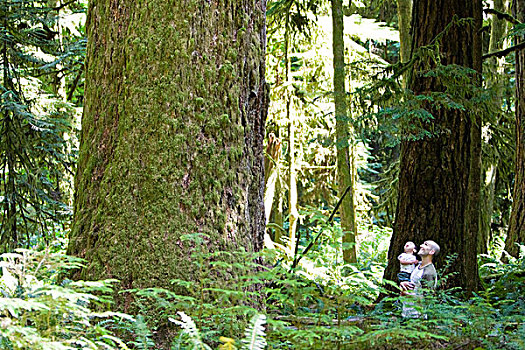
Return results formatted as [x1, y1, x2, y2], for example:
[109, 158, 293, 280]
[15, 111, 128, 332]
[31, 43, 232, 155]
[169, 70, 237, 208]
[399, 254, 418, 264]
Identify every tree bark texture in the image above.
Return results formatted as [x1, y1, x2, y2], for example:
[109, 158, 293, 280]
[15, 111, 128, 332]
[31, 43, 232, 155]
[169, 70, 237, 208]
[68, 0, 267, 300]
[384, 0, 482, 293]
[332, 0, 357, 264]
[504, 0, 525, 259]
[284, 8, 299, 252]
[480, 0, 508, 255]
[397, 0, 412, 64]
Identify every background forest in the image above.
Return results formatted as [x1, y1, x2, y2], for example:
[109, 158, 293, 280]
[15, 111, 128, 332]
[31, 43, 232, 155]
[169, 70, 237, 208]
[0, 0, 524, 349]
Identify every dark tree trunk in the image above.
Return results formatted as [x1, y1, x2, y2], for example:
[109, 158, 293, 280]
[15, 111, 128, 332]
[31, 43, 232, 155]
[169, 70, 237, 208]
[68, 0, 267, 316]
[383, 0, 482, 293]
[504, 0, 525, 259]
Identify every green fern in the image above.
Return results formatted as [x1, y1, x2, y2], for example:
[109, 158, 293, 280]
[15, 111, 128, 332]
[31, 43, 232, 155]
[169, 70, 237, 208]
[218, 337, 237, 350]
[170, 311, 212, 350]
[241, 314, 266, 350]
[130, 315, 155, 350]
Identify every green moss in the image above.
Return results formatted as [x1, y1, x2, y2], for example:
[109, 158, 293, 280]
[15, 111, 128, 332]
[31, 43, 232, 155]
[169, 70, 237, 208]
[194, 97, 204, 107]
[226, 48, 238, 61]
[196, 112, 205, 122]
[70, 2, 265, 333]
[220, 114, 230, 126]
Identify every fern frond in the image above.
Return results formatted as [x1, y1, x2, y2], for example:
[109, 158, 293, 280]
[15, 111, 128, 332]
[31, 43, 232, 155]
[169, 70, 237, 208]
[218, 336, 237, 350]
[169, 312, 211, 350]
[241, 314, 267, 350]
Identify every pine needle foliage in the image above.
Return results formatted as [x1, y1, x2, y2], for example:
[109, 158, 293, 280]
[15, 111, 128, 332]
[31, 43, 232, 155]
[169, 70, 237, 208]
[267, 0, 325, 39]
[0, 0, 85, 251]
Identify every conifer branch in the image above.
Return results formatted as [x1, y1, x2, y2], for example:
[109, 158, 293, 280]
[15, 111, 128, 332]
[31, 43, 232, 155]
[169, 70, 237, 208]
[482, 41, 525, 60]
[51, 0, 78, 11]
[483, 8, 521, 25]
[67, 68, 83, 102]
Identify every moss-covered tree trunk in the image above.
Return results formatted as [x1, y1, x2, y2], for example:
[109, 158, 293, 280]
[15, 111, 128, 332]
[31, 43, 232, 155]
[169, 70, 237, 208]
[481, 0, 508, 255]
[383, 0, 482, 293]
[332, 0, 357, 264]
[68, 0, 267, 305]
[397, 0, 412, 65]
[504, 0, 525, 259]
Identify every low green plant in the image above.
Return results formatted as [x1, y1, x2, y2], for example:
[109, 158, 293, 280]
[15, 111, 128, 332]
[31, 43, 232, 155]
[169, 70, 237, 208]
[0, 249, 134, 349]
[5, 239, 523, 349]
[170, 312, 266, 350]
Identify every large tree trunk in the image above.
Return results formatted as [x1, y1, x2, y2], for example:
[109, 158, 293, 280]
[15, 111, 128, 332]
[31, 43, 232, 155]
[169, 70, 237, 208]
[332, 0, 357, 264]
[383, 0, 482, 293]
[504, 0, 525, 259]
[68, 0, 267, 308]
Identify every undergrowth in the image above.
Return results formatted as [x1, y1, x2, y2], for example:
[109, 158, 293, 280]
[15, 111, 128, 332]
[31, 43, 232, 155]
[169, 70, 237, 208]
[0, 249, 134, 349]
[1, 240, 524, 349]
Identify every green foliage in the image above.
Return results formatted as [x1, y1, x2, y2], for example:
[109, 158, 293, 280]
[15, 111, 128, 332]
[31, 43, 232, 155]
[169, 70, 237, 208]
[0, 249, 134, 349]
[170, 312, 267, 350]
[354, 14, 515, 226]
[265, 6, 386, 243]
[1, 240, 525, 349]
[156, 235, 524, 349]
[0, 0, 86, 250]
[125, 233, 263, 347]
[128, 315, 155, 350]
[241, 314, 267, 350]
[1, 1, 522, 349]
[171, 311, 212, 350]
[508, 23, 525, 38]
[267, 0, 326, 38]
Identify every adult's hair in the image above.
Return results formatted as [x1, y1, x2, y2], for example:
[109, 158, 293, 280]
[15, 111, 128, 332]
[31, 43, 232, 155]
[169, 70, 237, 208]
[427, 240, 440, 255]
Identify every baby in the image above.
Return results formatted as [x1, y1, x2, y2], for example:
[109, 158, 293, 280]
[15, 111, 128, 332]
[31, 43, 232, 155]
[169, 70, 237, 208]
[397, 241, 418, 283]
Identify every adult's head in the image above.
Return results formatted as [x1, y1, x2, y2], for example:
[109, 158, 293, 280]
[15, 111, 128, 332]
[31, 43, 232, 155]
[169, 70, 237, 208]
[418, 240, 440, 260]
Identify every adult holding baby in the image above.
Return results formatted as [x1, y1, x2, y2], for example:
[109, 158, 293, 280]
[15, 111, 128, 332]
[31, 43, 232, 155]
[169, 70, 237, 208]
[400, 240, 440, 293]
[399, 240, 440, 318]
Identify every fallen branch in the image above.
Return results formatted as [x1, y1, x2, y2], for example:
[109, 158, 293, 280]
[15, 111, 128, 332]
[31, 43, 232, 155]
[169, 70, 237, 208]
[273, 315, 367, 326]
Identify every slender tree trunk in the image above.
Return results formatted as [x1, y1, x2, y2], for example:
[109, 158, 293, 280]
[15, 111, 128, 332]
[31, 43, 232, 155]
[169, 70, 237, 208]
[504, 0, 525, 259]
[288, 109, 299, 251]
[68, 0, 267, 326]
[480, 163, 497, 253]
[1, 10, 17, 250]
[481, 0, 508, 255]
[264, 133, 281, 224]
[332, 0, 357, 263]
[273, 175, 285, 245]
[284, 8, 299, 252]
[397, 0, 412, 65]
[49, 0, 66, 100]
[383, 0, 482, 293]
